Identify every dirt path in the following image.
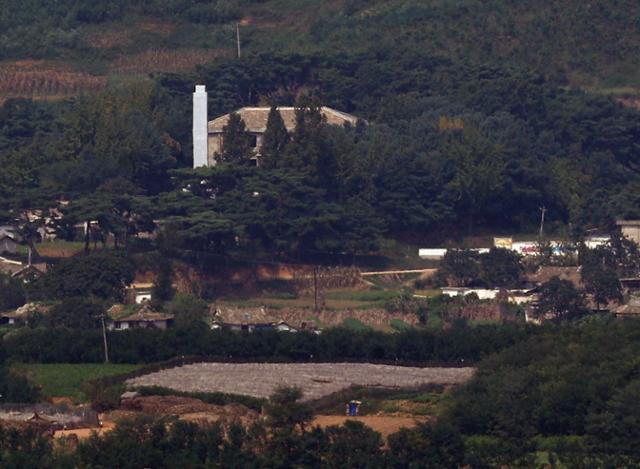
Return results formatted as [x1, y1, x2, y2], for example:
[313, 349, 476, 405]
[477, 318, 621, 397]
[53, 414, 425, 441]
[54, 421, 115, 439]
[313, 415, 428, 438]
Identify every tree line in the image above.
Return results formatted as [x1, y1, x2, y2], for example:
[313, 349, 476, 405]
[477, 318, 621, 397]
[2, 322, 530, 365]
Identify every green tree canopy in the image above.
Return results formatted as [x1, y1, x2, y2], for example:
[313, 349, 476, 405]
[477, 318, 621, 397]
[36, 251, 135, 301]
[260, 105, 289, 169]
[536, 276, 586, 321]
[220, 112, 254, 165]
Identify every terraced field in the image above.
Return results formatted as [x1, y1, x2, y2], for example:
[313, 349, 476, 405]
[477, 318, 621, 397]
[127, 363, 475, 401]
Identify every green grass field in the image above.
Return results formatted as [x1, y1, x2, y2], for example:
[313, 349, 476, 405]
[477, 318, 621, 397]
[220, 287, 401, 311]
[17, 240, 86, 259]
[14, 363, 142, 402]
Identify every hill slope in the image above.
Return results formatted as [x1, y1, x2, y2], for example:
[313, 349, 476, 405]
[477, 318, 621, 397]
[1, 0, 640, 99]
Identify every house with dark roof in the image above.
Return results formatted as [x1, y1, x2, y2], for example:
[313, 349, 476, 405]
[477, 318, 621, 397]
[204, 107, 359, 167]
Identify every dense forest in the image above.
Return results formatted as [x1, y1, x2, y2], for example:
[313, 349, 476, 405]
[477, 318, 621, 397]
[2, 50, 640, 259]
[2, 0, 640, 89]
[3, 1, 640, 257]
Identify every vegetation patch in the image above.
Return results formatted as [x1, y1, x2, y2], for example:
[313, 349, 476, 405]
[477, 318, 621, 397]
[389, 318, 413, 331]
[134, 385, 265, 412]
[14, 363, 142, 402]
[309, 384, 447, 417]
[341, 317, 372, 331]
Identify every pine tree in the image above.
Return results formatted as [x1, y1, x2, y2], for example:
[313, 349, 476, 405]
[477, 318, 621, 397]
[260, 106, 289, 169]
[282, 95, 329, 179]
[220, 113, 253, 165]
[151, 256, 175, 307]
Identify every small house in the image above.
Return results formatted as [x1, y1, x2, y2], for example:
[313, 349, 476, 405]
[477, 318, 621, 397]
[0, 258, 24, 276]
[212, 306, 300, 333]
[110, 305, 174, 331]
[525, 266, 583, 289]
[0, 235, 18, 255]
[12, 263, 48, 281]
[0, 311, 25, 326]
[124, 283, 154, 304]
[617, 220, 640, 245]
[614, 297, 640, 318]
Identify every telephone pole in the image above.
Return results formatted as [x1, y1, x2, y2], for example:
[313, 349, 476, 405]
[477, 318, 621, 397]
[236, 23, 241, 59]
[539, 206, 547, 238]
[313, 266, 319, 313]
[100, 312, 110, 364]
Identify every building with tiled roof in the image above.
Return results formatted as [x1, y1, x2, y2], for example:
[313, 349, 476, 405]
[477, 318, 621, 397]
[204, 107, 359, 167]
[108, 304, 174, 331]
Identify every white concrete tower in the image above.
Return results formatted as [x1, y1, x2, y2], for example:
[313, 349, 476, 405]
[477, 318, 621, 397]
[193, 85, 209, 168]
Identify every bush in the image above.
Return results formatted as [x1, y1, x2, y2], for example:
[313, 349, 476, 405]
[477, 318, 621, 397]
[0, 274, 26, 311]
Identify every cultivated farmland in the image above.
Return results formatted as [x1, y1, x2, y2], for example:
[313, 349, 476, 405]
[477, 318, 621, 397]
[127, 363, 475, 401]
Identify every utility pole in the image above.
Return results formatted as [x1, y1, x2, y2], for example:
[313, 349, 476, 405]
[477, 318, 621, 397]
[100, 312, 110, 364]
[236, 23, 241, 59]
[539, 206, 547, 238]
[313, 266, 318, 313]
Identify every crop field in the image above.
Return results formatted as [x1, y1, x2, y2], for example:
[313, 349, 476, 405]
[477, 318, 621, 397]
[127, 363, 475, 401]
[0, 61, 106, 99]
[110, 48, 222, 74]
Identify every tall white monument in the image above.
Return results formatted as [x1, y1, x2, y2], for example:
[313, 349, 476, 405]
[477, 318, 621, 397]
[193, 85, 209, 168]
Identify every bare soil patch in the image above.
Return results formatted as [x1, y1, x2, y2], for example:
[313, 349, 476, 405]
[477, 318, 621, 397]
[121, 395, 259, 427]
[313, 415, 427, 438]
[127, 363, 475, 402]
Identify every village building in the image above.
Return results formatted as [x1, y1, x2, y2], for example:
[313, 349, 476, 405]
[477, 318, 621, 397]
[614, 297, 640, 318]
[0, 235, 18, 255]
[0, 311, 25, 326]
[0, 303, 51, 326]
[525, 266, 583, 290]
[0, 257, 24, 276]
[617, 219, 640, 245]
[441, 287, 536, 304]
[192, 85, 359, 168]
[12, 263, 48, 281]
[212, 306, 310, 333]
[124, 283, 154, 304]
[109, 305, 174, 331]
[0, 225, 17, 239]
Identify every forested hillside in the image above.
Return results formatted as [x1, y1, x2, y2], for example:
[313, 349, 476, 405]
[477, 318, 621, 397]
[2, 0, 640, 100]
[2, 1, 640, 257]
[2, 49, 640, 256]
